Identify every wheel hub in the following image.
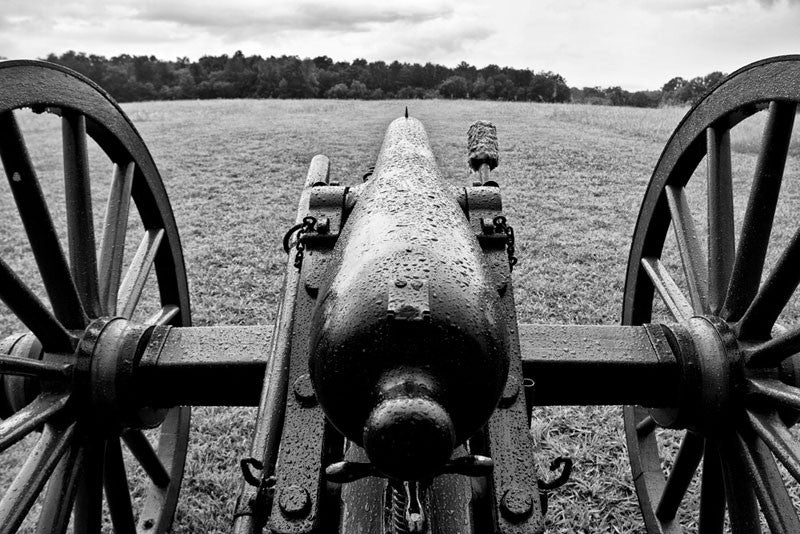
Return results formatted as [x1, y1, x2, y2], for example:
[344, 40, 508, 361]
[2, 317, 166, 433]
[79, 317, 168, 431]
[651, 316, 745, 435]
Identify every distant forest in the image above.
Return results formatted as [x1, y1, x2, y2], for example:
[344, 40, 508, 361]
[34, 51, 725, 108]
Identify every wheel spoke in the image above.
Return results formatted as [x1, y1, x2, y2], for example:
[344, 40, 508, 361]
[656, 431, 704, 521]
[0, 110, 87, 329]
[665, 185, 708, 314]
[706, 126, 735, 315]
[36, 438, 84, 534]
[737, 430, 800, 533]
[0, 392, 70, 453]
[122, 428, 170, 488]
[636, 414, 656, 437]
[98, 161, 135, 315]
[738, 227, 800, 340]
[146, 304, 180, 326]
[62, 112, 101, 318]
[641, 257, 693, 322]
[0, 354, 72, 379]
[747, 409, 800, 483]
[73, 436, 104, 534]
[746, 325, 800, 368]
[118, 229, 164, 319]
[698, 441, 725, 534]
[719, 436, 761, 534]
[104, 437, 137, 534]
[722, 101, 797, 321]
[748, 378, 800, 412]
[0, 258, 75, 352]
[0, 422, 76, 533]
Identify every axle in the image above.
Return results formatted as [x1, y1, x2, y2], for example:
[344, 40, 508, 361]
[1, 323, 681, 412]
[44, 322, 680, 408]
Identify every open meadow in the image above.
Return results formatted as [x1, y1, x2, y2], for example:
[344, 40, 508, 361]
[1, 98, 799, 533]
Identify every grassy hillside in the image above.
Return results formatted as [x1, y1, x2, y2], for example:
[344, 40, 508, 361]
[1, 99, 798, 533]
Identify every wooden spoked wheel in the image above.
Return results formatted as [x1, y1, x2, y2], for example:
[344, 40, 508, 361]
[623, 55, 800, 533]
[0, 61, 191, 533]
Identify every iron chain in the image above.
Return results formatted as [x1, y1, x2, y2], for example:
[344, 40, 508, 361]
[493, 216, 518, 270]
[282, 216, 317, 269]
[240, 457, 263, 487]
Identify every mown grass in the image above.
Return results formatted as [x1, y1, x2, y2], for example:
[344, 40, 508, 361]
[1, 98, 798, 533]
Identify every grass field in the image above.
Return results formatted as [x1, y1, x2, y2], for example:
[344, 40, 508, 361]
[1, 98, 799, 533]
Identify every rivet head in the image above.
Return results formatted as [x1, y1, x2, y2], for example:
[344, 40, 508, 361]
[278, 484, 311, 518]
[499, 376, 519, 408]
[315, 216, 330, 234]
[293, 374, 316, 406]
[500, 486, 533, 522]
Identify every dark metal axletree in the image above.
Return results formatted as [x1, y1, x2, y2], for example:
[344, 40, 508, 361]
[623, 55, 800, 533]
[0, 60, 191, 534]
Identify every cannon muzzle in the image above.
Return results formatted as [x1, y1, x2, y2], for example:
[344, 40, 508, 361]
[309, 117, 510, 480]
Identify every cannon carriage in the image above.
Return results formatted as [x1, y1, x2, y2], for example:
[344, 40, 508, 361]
[0, 56, 799, 533]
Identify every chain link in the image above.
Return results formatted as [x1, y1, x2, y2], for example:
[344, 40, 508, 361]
[492, 215, 518, 270]
[282, 216, 317, 269]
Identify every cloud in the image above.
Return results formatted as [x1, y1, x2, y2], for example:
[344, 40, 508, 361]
[647, 0, 734, 11]
[756, 0, 800, 5]
[134, 1, 453, 35]
[1, 0, 798, 89]
[0, 1, 120, 23]
[379, 22, 495, 63]
[632, 0, 800, 12]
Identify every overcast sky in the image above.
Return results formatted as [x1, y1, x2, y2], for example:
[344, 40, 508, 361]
[1, 0, 798, 90]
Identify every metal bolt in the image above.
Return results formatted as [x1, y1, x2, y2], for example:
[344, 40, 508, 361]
[142, 519, 155, 529]
[500, 486, 533, 522]
[278, 485, 311, 518]
[293, 374, 317, 406]
[411, 280, 423, 290]
[395, 279, 407, 288]
[499, 376, 519, 408]
[315, 216, 330, 234]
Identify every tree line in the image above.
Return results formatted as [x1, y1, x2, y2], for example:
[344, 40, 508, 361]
[32, 51, 724, 107]
[41, 51, 570, 104]
[571, 71, 726, 108]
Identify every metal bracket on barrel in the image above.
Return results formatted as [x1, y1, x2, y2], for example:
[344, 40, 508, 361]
[302, 184, 348, 297]
[465, 185, 511, 295]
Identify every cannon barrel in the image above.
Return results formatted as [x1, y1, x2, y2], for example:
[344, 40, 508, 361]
[308, 117, 510, 481]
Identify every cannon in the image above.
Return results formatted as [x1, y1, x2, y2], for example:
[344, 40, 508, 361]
[0, 54, 799, 533]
